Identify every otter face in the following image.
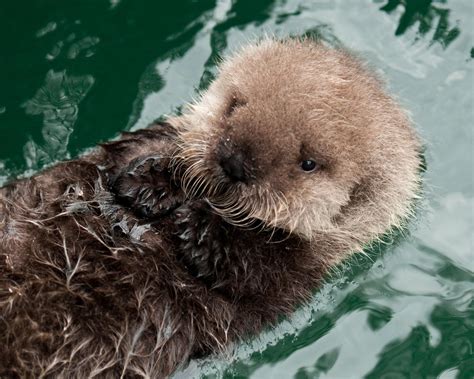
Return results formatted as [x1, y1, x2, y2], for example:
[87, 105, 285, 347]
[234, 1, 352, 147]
[172, 39, 420, 241]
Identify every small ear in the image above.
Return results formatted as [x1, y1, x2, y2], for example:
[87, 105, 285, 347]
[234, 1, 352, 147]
[225, 96, 247, 118]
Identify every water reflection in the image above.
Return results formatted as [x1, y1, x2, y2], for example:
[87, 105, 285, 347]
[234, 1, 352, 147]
[22, 70, 94, 169]
[366, 300, 473, 378]
[295, 347, 340, 378]
[128, 3, 228, 131]
[48, 35, 100, 61]
[200, 0, 277, 88]
[128, 0, 278, 131]
[377, 0, 461, 48]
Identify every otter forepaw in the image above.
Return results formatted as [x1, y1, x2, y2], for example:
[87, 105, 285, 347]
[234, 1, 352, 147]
[173, 201, 230, 280]
[110, 155, 184, 218]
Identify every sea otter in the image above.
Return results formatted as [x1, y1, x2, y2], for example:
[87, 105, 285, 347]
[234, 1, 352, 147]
[0, 39, 421, 378]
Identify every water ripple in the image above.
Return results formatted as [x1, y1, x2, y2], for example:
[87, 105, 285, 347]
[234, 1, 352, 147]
[22, 70, 94, 170]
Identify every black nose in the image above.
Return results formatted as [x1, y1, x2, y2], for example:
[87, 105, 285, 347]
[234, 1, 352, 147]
[219, 152, 246, 182]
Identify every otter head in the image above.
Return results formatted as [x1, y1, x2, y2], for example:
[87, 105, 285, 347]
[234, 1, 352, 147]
[171, 39, 420, 245]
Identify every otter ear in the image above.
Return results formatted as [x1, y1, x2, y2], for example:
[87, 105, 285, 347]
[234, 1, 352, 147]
[224, 96, 247, 118]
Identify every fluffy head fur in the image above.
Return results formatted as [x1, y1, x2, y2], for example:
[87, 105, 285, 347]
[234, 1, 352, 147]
[173, 39, 420, 255]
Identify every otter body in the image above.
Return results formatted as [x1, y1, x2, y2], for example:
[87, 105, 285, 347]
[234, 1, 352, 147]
[1, 124, 323, 377]
[0, 39, 421, 378]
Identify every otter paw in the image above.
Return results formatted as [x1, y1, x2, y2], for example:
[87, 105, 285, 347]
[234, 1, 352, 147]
[173, 201, 230, 280]
[110, 155, 184, 218]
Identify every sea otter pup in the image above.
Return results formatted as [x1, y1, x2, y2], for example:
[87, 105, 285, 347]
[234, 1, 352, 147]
[0, 39, 421, 378]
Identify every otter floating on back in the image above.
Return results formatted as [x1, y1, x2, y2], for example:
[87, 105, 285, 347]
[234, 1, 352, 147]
[0, 39, 421, 378]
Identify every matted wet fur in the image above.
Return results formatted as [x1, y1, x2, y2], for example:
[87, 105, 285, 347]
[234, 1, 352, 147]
[0, 39, 421, 378]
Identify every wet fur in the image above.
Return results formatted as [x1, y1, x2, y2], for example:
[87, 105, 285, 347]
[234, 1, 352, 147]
[0, 39, 421, 378]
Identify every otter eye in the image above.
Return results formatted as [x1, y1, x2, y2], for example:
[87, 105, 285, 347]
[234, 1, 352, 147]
[301, 159, 318, 172]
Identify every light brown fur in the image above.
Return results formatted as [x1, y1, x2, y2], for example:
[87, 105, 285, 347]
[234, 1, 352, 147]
[173, 38, 421, 261]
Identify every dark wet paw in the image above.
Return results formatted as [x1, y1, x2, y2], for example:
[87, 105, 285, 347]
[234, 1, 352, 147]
[173, 201, 230, 280]
[110, 155, 184, 218]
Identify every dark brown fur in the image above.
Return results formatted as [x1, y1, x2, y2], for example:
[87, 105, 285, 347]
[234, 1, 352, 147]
[0, 123, 326, 378]
[0, 39, 421, 378]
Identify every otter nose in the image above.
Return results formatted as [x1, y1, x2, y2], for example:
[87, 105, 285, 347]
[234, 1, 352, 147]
[219, 152, 246, 182]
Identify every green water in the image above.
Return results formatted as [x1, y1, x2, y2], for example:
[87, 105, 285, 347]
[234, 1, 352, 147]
[0, 1, 472, 378]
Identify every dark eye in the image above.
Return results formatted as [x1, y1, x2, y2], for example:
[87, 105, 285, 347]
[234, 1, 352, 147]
[301, 159, 318, 172]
